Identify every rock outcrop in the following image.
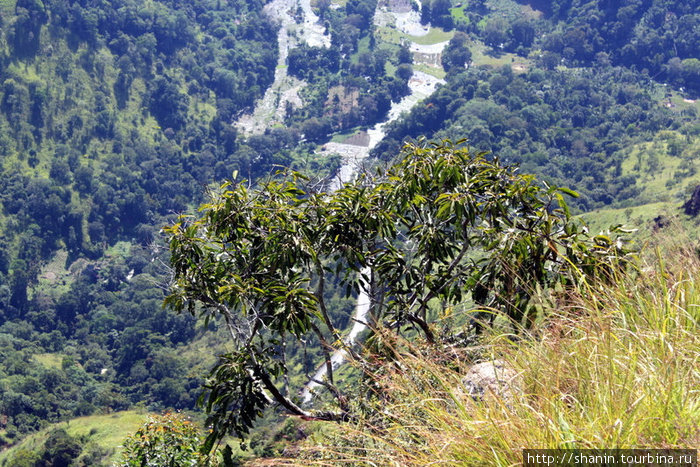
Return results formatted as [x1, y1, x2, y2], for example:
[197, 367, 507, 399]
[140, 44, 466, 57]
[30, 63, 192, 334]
[683, 185, 700, 216]
[462, 360, 520, 402]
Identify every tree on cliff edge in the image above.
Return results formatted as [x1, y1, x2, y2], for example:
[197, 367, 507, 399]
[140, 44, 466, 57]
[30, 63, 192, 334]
[164, 140, 631, 451]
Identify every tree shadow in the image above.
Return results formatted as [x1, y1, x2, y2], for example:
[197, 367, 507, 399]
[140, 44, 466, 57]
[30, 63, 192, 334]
[484, 47, 504, 59]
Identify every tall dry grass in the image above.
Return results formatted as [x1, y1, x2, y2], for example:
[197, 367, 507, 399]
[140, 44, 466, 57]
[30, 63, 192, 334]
[265, 231, 700, 466]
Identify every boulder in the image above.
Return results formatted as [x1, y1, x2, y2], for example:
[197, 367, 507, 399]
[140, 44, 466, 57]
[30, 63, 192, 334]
[462, 360, 520, 402]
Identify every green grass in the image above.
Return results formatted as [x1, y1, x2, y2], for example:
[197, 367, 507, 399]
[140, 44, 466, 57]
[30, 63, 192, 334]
[34, 249, 72, 297]
[375, 25, 454, 47]
[105, 240, 132, 258]
[350, 36, 372, 64]
[619, 133, 700, 205]
[667, 93, 700, 113]
[470, 40, 531, 70]
[32, 353, 65, 369]
[413, 63, 446, 79]
[580, 201, 674, 236]
[408, 27, 454, 45]
[654, 88, 700, 115]
[0, 411, 150, 466]
[385, 60, 397, 78]
[375, 25, 403, 46]
[64, 412, 150, 458]
[329, 129, 363, 144]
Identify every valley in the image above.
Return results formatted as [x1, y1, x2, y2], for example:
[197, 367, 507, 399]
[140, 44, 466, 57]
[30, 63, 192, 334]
[0, 0, 697, 464]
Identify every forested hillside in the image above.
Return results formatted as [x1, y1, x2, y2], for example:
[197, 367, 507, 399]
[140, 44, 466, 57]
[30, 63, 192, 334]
[374, 0, 700, 210]
[0, 0, 697, 463]
[374, 65, 697, 210]
[0, 0, 409, 456]
[530, 0, 700, 93]
[0, 0, 282, 450]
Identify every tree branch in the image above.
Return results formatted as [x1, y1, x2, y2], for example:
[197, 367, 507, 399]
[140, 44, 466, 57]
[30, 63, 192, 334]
[308, 321, 336, 388]
[252, 360, 349, 422]
[314, 258, 342, 343]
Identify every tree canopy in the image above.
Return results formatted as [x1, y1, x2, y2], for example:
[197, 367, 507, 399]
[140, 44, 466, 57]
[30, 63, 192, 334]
[165, 141, 631, 448]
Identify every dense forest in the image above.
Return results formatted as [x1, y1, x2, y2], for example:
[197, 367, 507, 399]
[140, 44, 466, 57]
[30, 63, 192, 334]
[374, 65, 697, 210]
[0, 0, 697, 463]
[0, 0, 283, 448]
[374, 0, 699, 210]
[445, 0, 700, 92]
[0, 0, 399, 453]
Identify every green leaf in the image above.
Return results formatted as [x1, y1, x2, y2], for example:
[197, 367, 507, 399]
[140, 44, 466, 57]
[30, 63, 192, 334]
[554, 192, 570, 218]
[558, 186, 579, 198]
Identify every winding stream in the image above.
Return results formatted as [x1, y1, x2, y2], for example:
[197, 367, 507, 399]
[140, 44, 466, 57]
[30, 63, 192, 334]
[234, 0, 448, 404]
[236, 0, 329, 135]
[301, 70, 443, 403]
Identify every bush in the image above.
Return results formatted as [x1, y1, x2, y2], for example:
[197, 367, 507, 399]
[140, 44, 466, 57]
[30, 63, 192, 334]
[118, 413, 209, 467]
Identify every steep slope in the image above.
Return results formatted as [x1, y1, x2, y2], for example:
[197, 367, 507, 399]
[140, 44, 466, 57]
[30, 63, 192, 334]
[0, 0, 281, 449]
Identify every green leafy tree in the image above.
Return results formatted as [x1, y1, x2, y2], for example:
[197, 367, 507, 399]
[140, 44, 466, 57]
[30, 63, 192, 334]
[165, 141, 631, 448]
[11, 0, 48, 57]
[483, 17, 508, 48]
[39, 429, 83, 467]
[441, 32, 472, 72]
[118, 413, 211, 467]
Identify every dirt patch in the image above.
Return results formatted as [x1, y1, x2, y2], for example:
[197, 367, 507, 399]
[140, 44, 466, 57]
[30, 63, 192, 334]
[520, 3, 543, 19]
[39, 250, 69, 284]
[324, 86, 360, 116]
[41, 271, 57, 282]
[512, 62, 529, 73]
[343, 131, 370, 146]
[69, 258, 90, 276]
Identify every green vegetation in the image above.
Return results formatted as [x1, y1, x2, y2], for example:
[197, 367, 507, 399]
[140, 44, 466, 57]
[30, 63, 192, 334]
[619, 133, 700, 204]
[0, 0, 288, 450]
[0, 0, 698, 461]
[580, 202, 672, 235]
[165, 141, 631, 453]
[31, 352, 64, 369]
[283, 0, 417, 140]
[373, 0, 700, 212]
[0, 411, 149, 466]
[375, 24, 453, 47]
[413, 63, 447, 79]
[408, 27, 454, 45]
[469, 41, 530, 68]
[276, 231, 700, 465]
[118, 412, 209, 466]
[373, 65, 698, 211]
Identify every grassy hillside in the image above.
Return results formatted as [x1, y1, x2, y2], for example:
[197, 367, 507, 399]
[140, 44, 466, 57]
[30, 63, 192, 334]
[0, 411, 149, 466]
[273, 228, 700, 465]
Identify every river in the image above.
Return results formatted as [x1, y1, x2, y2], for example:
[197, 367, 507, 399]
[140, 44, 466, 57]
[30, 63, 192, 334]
[232, 0, 448, 405]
